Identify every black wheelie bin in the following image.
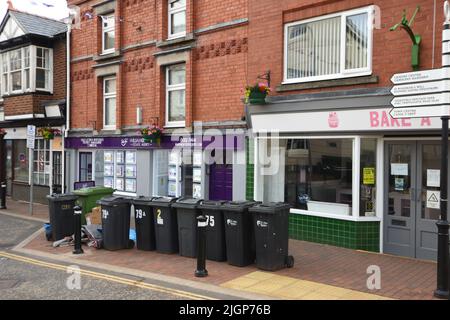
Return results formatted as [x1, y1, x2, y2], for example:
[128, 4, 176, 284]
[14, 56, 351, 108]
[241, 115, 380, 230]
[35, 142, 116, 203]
[132, 196, 156, 251]
[249, 202, 294, 271]
[222, 201, 257, 267]
[46, 193, 78, 241]
[149, 196, 179, 254]
[172, 197, 203, 258]
[199, 200, 227, 261]
[97, 196, 134, 251]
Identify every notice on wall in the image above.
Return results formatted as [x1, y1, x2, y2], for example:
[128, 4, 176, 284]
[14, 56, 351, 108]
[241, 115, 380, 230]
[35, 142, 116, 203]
[427, 169, 440, 187]
[391, 163, 408, 176]
[363, 167, 375, 185]
[426, 190, 440, 209]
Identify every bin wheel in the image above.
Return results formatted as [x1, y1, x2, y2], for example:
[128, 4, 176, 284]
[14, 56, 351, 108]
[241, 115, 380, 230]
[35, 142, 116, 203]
[285, 255, 294, 268]
[127, 239, 135, 249]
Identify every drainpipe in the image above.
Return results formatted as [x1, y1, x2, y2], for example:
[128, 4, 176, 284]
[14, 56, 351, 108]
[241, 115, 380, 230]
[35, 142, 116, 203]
[65, 23, 71, 138]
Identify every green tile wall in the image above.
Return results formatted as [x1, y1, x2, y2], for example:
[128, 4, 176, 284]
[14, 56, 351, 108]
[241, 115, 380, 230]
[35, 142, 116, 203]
[246, 138, 254, 201]
[289, 214, 380, 252]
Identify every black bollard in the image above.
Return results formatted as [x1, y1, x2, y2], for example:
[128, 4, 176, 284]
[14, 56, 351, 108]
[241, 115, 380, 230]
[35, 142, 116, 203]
[73, 205, 84, 255]
[0, 182, 6, 210]
[195, 214, 208, 277]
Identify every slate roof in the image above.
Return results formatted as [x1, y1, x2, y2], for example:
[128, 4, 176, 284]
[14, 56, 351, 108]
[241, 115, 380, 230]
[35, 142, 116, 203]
[7, 10, 67, 38]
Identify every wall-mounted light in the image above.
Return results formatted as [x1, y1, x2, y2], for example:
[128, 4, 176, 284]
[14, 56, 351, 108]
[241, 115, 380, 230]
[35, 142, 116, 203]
[136, 106, 142, 125]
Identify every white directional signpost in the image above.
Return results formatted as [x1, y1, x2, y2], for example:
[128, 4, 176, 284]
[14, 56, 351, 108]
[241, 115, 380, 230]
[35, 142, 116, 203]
[26, 125, 35, 216]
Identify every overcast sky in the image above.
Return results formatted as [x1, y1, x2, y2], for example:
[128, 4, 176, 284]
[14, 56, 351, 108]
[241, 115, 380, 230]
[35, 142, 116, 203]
[0, 0, 69, 21]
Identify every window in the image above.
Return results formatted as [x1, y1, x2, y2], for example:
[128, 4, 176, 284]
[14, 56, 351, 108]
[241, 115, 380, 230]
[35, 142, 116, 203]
[103, 77, 116, 129]
[0, 107, 4, 121]
[79, 152, 93, 181]
[13, 140, 28, 183]
[360, 139, 377, 216]
[284, 6, 372, 83]
[1, 46, 52, 95]
[33, 139, 50, 186]
[153, 150, 169, 196]
[166, 64, 185, 127]
[168, 0, 186, 39]
[103, 150, 137, 194]
[102, 15, 115, 54]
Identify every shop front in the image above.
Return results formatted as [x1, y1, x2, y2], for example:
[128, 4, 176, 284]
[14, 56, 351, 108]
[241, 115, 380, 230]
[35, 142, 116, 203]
[247, 88, 449, 261]
[65, 133, 247, 202]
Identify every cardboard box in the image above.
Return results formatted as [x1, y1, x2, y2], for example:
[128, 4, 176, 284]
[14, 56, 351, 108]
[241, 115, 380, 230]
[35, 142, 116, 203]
[86, 206, 102, 225]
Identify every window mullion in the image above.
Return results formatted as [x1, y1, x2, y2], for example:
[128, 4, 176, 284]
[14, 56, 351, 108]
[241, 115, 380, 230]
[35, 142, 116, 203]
[31, 46, 36, 92]
[340, 14, 346, 75]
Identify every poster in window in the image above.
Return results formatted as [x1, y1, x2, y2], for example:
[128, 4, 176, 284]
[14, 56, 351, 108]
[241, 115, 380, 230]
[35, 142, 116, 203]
[125, 165, 136, 178]
[395, 178, 405, 191]
[193, 168, 202, 183]
[104, 177, 114, 188]
[193, 151, 203, 166]
[168, 165, 177, 181]
[168, 181, 177, 196]
[104, 151, 114, 163]
[116, 165, 124, 177]
[169, 151, 178, 165]
[116, 178, 124, 191]
[104, 164, 114, 176]
[193, 183, 202, 199]
[116, 151, 124, 164]
[126, 151, 136, 164]
[125, 179, 136, 193]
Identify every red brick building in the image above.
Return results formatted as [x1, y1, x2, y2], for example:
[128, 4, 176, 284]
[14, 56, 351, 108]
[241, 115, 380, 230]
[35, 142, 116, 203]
[246, 0, 447, 261]
[65, 0, 249, 201]
[0, 8, 67, 204]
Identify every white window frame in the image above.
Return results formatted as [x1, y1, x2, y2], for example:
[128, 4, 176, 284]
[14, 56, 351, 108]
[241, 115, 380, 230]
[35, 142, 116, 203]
[165, 64, 186, 127]
[168, 0, 186, 40]
[103, 76, 117, 130]
[0, 45, 53, 95]
[101, 14, 115, 54]
[33, 138, 51, 186]
[283, 6, 374, 84]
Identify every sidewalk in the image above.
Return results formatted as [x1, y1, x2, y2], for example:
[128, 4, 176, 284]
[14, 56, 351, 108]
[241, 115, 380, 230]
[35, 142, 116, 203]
[0, 197, 48, 222]
[21, 230, 437, 300]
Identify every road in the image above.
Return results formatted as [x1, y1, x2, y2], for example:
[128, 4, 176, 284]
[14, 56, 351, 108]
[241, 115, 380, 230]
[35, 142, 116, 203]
[0, 213, 238, 300]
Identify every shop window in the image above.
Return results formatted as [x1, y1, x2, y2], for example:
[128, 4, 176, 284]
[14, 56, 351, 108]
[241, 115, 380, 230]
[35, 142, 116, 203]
[33, 139, 50, 186]
[1, 46, 52, 95]
[168, 0, 186, 39]
[166, 64, 186, 127]
[103, 76, 116, 129]
[103, 150, 137, 194]
[13, 140, 28, 183]
[79, 152, 93, 181]
[153, 149, 169, 196]
[360, 139, 377, 216]
[101, 14, 115, 54]
[284, 6, 372, 83]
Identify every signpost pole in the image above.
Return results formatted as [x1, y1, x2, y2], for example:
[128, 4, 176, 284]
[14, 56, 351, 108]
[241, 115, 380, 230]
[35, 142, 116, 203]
[29, 149, 33, 216]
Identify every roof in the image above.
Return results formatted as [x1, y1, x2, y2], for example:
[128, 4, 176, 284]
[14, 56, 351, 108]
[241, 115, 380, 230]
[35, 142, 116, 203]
[4, 10, 67, 38]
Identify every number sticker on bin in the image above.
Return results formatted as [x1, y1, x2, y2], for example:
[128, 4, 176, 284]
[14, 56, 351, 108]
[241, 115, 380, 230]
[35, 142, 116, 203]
[226, 219, 237, 226]
[156, 210, 164, 225]
[135, 209, 146, 219]
[102, 209, 109, 219]
[256, 220, 268, 228]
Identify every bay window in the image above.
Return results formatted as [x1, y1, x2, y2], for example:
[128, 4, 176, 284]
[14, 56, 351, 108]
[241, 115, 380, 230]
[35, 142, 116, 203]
[168, 0, 186, 39]
[102, 15, 115, 54]
[166, 64, 186, 127]
[103, 76, 116, 129]
[284, 6, 373, 83]
[1, 45, 52, 95]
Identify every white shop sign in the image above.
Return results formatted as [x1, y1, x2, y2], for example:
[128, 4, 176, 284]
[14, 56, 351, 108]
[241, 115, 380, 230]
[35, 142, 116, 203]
[251, 107, 448, 133]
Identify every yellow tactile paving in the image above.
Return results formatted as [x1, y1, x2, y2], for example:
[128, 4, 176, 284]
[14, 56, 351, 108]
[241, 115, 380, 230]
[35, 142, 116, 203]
[221, 271, 393, 300]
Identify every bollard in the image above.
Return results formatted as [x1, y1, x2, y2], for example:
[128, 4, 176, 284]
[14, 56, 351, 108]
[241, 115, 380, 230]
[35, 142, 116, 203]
[195, 214, 208, 277]
[0, 182, 6, 209]
[73, 205, 84, 255]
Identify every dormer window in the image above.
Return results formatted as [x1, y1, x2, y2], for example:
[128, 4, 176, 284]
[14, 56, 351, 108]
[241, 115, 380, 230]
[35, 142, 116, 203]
[1, 45, 53, 95]
[102, 15, 115, 54]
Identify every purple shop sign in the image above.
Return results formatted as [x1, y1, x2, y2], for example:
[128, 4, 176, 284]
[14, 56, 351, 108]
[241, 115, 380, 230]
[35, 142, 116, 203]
[65, 135, 245, 150]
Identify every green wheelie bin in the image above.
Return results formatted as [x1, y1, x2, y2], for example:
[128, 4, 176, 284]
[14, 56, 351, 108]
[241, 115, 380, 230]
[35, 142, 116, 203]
[73, 186, 115, 224]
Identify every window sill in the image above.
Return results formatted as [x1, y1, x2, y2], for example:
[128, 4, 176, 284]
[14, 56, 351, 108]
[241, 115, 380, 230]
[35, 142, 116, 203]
[156, 33, 195, 48]
[93, 51, 122, 62]
[164, 123, 186, 129]
[2, 90, 52, 98]
[276, 75, 379, 92]
[290, 208, 381, 222]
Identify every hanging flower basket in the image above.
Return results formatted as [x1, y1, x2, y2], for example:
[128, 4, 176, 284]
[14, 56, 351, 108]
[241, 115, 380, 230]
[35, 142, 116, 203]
[38, 127, 61, 140]
[139, 125, 163, 145]
[245, 82, 271, 105]
[0, 128, 6, 138]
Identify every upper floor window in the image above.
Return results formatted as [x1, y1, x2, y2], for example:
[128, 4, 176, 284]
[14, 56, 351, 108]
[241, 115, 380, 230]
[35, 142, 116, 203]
[1, 46, 52, 95]
[102, 15, 115, 54]
[166, 64, 185, 127]
[168, 0, 186, 39]
[103, 76, 116, 130]
[284, 6, 373, 84]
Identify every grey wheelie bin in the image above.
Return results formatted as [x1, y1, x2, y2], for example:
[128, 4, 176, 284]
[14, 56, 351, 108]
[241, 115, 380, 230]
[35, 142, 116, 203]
[199, 200, 226, 261]
[97, 196, 133, 251]
[132, 196, 156, 251]
[172, 197, 203, 258]
[46, 193, 78, 241]
[222, 201, 257, 267]
[249, 202, 294, 271]
[149, 197, 179, 254]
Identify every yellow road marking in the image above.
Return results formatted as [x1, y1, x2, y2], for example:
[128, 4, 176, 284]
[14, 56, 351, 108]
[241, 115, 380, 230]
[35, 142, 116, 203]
[0, 251, 215, 300]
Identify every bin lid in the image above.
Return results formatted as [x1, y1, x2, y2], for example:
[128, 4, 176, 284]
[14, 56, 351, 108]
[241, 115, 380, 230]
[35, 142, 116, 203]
[172, 197, 203, 209]
[199, 200, 225, 210]
[248, 202, 291, 214]
[149, 196, 179, 207]
[96, 195, 130, 206]
[222, 200, 258, 212]
[131, 196, 155, 206]
[73, 186, 115, 196]
[46, 193, 78, 202]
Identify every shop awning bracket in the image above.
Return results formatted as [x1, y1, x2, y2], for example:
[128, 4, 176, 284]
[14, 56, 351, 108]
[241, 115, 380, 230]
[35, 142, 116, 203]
[390, 6, 421, 71]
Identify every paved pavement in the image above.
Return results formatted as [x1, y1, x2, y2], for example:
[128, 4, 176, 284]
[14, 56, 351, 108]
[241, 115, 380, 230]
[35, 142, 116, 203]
[0, 214, 42, 249]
